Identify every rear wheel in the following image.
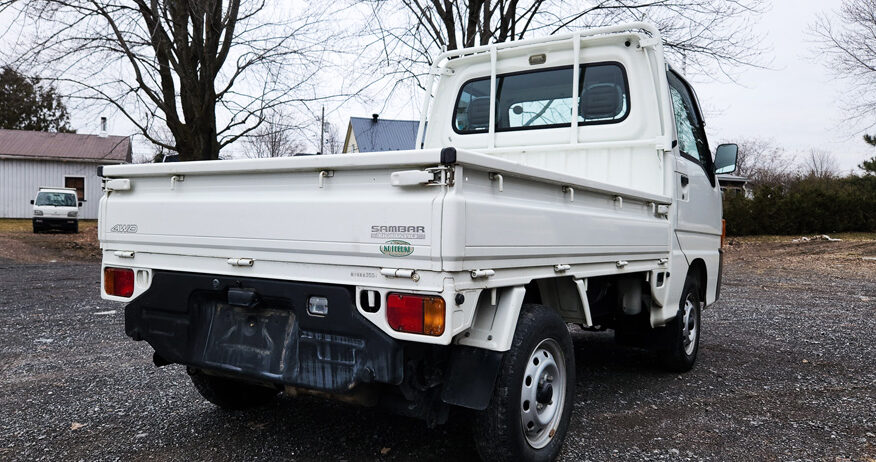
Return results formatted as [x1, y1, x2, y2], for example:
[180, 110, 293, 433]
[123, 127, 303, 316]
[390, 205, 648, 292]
[188, 370, 279, 410]
[656, 275, 702, 372]
[473, 304, 575, 462]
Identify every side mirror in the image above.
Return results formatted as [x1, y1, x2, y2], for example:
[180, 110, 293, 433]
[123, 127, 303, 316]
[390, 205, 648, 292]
[78, 202, 83, 207]
[714, 143, 738, 174]
[30, 200, 34, 205]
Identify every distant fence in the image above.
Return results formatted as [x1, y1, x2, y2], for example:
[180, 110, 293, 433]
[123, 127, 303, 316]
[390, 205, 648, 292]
[723, 175, 876, 236]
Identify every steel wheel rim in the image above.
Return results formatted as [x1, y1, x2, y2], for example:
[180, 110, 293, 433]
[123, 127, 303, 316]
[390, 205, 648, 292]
[682, 295, 699, 356]
[520, 338, 566, 449]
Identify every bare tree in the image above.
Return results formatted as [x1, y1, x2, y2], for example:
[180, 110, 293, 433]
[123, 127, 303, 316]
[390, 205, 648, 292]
[360, 0, 765, 92]
[2, 1, 342, 161]
[813, 0, 876, 127]
[243, 110, 304, 158]
[731, 138, 796, 186]
[802, 149, 839, 179]
[322, 122, 343, 154]
[134, 125, 177, 163]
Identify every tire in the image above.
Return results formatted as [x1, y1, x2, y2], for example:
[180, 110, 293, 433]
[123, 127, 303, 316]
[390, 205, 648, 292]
[32, 224, 40, 233]
[473, 304, 575, 462]
[71, 223, 78, 234]
[188, 370, 279, 410]
[656, 274, 702, 372]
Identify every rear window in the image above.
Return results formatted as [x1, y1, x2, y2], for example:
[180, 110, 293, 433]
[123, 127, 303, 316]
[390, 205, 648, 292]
[453, 62, 629, 134]
[35, 192, 76, 207]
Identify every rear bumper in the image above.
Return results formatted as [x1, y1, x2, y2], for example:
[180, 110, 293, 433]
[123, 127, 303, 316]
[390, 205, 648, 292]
[124, 270, 404, 392]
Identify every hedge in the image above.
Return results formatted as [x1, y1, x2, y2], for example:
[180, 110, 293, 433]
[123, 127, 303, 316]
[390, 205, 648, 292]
[722, 175, 876, 236]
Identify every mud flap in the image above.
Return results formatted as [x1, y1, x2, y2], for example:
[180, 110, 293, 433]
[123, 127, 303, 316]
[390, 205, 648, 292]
[440, 345, 503, 410]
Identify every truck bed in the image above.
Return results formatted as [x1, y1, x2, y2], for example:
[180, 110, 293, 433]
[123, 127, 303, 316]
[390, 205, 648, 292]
[100, 148, 672, 290]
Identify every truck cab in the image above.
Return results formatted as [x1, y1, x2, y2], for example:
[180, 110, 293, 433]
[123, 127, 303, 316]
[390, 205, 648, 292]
[98, 22, 737, 462]
[31, 187, 80, 233]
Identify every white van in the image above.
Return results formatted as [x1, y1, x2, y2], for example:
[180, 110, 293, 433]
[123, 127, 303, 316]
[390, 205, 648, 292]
[31, 187, 80, 233]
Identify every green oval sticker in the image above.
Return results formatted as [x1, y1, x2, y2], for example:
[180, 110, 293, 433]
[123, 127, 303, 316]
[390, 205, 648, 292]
[380, 240, 414, 257]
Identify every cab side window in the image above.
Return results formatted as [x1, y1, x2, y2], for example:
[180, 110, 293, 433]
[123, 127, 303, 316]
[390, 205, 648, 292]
[667, 72, 711, 170]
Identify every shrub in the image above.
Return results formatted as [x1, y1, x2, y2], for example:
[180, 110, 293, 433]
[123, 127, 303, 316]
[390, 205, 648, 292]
[723, 175, 876, 235]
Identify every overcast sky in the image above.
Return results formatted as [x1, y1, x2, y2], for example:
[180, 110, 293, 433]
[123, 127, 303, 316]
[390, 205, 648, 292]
[11, 0, 873, 171]
[338, 0, 875, 173]
[693, 0, 874, 173]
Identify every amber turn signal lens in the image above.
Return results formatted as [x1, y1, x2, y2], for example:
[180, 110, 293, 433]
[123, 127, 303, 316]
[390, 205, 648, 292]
[422, 297, 445, 336]
[104, 267, 135, 297]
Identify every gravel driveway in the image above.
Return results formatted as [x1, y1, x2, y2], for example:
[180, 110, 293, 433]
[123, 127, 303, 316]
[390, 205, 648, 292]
[0, 238, 874, 461]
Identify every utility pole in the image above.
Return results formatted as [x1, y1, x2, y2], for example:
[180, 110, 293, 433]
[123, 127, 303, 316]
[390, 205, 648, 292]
[319, 106, 325, 155]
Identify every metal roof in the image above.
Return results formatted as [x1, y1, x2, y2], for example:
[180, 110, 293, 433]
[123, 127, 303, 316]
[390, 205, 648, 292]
[349, 117, 419, 152]
[0, 129, 131, 163]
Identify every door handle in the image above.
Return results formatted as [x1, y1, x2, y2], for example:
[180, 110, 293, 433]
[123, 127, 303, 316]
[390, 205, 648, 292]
[680, 174, 689, 186]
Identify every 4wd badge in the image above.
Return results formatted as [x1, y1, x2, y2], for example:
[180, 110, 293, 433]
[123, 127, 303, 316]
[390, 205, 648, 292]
[110, 224, 138, 233]
[380, 240, 414, 257]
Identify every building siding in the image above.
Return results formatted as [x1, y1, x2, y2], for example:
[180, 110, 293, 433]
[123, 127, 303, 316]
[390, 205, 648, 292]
[0, 158, 106, 219]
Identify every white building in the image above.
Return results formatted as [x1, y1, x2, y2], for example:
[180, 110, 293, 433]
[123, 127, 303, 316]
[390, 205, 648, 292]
[0, 129, 131, 219]
[717, 173, 752, 199]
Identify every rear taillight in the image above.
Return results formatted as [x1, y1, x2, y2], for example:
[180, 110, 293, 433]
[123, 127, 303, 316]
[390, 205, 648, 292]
[721, 219, 727, 248]
[386, 293, 445, 336]
[104, 267, 135, 297]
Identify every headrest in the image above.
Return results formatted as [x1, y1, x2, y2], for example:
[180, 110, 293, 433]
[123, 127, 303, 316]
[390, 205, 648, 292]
[467, 97, 491, 130]
[579, 83, 623, 121]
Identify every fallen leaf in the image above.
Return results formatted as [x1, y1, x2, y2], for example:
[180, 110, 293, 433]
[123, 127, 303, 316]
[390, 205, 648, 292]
[247, 421, 267, 430]
[380, 447, 391, 455]
[70, 422, 85, 431]
[802, 359, 809, 364]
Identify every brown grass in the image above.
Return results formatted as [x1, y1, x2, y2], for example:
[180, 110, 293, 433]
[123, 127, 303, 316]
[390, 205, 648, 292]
[728, 232, 876, 243]
[724, 233, 876, 281]
[0, 219, 100, 263]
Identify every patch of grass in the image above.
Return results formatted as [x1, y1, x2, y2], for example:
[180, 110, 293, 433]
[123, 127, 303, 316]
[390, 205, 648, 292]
[0, 219, 31, 232]
[0, 218, 97, 233]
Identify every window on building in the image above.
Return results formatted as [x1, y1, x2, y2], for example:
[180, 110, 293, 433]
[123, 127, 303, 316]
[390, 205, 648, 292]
[65, 177, 85, 201]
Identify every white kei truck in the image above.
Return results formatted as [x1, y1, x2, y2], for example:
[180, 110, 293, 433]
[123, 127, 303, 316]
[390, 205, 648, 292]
[98, 23, 738, 461]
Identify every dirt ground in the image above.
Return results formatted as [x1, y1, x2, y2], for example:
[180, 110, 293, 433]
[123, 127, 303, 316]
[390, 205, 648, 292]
[0, 219, 100, 263]
[0, 224, 874, 461]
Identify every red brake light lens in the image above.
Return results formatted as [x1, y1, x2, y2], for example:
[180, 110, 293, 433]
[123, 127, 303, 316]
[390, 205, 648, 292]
[104, 267, 135, 297]
[386, 293, 445, 336]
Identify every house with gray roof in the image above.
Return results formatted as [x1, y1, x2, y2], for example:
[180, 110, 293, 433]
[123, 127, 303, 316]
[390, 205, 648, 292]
[0, 128, 131, 219]
[717, 173, 752, 198]
[343, 115, 420, 153]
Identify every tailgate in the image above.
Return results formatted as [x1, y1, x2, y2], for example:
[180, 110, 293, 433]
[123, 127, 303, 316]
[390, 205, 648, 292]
[99, 151, 447, 272]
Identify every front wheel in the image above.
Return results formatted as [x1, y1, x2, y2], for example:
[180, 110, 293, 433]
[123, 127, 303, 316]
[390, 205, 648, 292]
[473, 304, 575, 462]
[656, 275, 702, 372]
